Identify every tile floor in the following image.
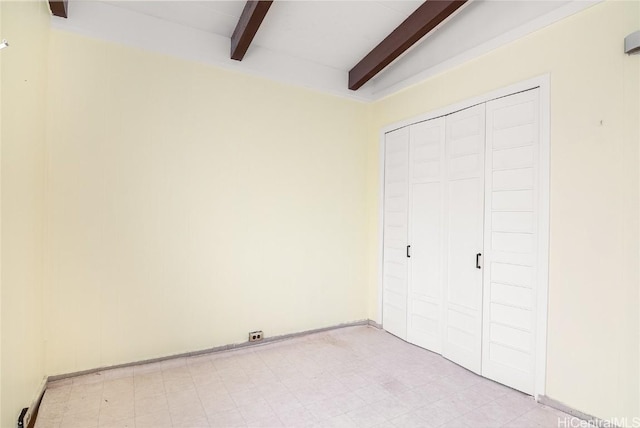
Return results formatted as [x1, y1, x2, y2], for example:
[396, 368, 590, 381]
[35, 326, 577, 428]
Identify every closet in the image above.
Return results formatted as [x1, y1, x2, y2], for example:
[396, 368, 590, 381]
[382, 88, 542, 395]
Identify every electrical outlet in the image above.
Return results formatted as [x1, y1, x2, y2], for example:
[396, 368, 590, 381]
[249, 331, 263, 342]
[17, 408, 28, 428]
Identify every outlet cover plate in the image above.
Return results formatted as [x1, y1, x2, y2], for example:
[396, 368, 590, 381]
[249, 331, 263, 342]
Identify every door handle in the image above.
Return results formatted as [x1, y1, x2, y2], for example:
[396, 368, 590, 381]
[476, 253, 482, 269]
[407, 245, 411, 258]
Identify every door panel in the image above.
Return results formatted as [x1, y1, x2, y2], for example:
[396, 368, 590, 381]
[442, 104, 485, 374]
[407, 118, 446, 352]
[382, 89, 542, 396]
[382, 127, 409, 340]
[482, 89, 540, 394]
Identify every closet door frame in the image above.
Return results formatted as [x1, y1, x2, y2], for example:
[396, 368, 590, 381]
[377, 75, 550, 399]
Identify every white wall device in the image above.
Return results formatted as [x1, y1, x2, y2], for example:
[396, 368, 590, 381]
[624, 31, 640, 55]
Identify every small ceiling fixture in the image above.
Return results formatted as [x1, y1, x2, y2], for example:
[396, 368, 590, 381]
[624, 31, 640, 55]
[0, 39, 9, 50]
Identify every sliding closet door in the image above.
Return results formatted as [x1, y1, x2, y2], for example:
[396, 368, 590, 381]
[442, 104, 486, 374]
[482, 89, 540, 394]
[382, 127, 410, 340]
[406, 118, 446, 352]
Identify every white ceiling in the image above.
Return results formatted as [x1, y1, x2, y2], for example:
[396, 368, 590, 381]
[105, 1, 247, 36]
[244, 1, 424, 70]
[53, 1, 599, 101]
[106, 1, 425, 70]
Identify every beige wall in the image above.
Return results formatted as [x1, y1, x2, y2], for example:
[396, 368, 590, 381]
[1, 1, 639, 426]
[0, 1, 50, 427]
[0, 2, 4, 425]
[369, 0, 640, 423]
[638, 2, 640, 417]
[44, 30, 371, 376]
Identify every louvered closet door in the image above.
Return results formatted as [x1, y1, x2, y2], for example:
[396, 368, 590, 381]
[407, 118, 446, 352]
[382, 127, 410, 340]
[482, 89, 540, 394]
[442, 104, 486, 374]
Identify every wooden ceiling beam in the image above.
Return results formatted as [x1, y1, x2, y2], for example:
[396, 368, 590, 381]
[348, 0, 467, 91]
[231, 1, 274, 61]
[49, 0, 68, 18]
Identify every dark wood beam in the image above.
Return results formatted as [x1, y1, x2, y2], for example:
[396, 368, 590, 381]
[348, 0, 467, 90]
[49, 0, 68, 18]
[231, 1, 273, 61]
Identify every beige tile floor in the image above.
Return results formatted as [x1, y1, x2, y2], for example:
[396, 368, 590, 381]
[35, 326, 577, 428]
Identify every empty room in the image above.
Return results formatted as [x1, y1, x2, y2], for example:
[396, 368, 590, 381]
[1, 0, 639, 427]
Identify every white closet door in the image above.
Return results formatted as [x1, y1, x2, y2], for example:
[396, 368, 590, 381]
[442, 104, 486, 374]
[407, 118, 446, 352]
[382, 127, 410, 340]
[482, 89, 540, 394]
